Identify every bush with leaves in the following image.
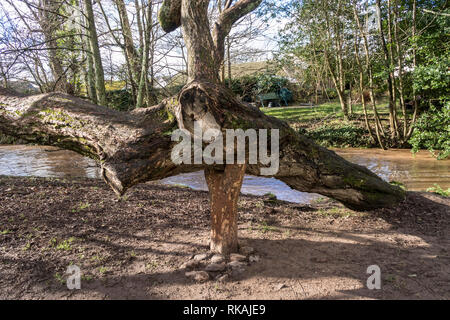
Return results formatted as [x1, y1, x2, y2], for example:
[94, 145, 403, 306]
[105, 90, 134, 111]
[409, 102, 450, 160]
[225, 73, 292, 103]
[412, 8, 450, 107]
[225, 75, 259, 102]
[255, 73, 289, 95]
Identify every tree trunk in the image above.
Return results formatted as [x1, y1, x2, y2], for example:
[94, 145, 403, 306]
[38, 0, 70, 93]
[227, 36, 232, 83]
[115, 0, 141, 100]
[84, 0, 107, 106]
[353, 3, 386, 149]
[179, 0, 247, 254]
[136, 1, 153, 108]
[406, 0, 418, 140]
[205, 164, 246, 254]
[79, 0, 97, 103]
[376, 0, 397, 139]
[323, 7, 348, 120]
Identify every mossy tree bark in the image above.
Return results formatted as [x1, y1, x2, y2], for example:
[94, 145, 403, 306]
[38, 0, 70, 93]
[0, 0, 406, 256]
[84, 0, 107, 106]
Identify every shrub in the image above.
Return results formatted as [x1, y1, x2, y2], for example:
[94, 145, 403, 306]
[298, 121, 373, 148]
[225, 73, 292, 103]
[325, 88, 338, 100]
[255, 74, 289, 95]
[105, 90, 134, 111]
[225, 75, 259, 102]
[409, 102, 450, 160]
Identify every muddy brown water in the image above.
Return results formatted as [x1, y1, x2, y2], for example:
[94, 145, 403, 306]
[0, 145, 449, 204]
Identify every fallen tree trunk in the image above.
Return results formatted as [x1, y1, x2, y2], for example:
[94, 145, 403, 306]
[0, 87, 198, 195]
[0, 85, 405, 211]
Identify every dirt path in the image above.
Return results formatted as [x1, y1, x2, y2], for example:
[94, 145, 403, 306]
[0, 176, 448, 300]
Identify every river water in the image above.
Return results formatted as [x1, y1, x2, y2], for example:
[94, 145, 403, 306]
[0, 145, 449, 204]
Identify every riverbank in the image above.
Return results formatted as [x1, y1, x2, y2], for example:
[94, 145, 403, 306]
[262, 102, 411, 149]
[1, 176, 448, 300]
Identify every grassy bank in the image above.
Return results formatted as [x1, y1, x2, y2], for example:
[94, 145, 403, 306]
[262, 101, 398, 149]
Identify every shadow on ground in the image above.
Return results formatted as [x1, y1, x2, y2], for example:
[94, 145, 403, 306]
[0, 176, 448, 299]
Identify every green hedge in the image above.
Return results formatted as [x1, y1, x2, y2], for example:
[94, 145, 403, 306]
[225, 73, 292, 103]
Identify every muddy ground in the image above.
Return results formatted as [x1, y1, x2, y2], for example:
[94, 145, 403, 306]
[0, 175, 448, 300]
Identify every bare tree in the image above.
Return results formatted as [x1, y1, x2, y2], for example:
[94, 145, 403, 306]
[84, 0, 107, 105]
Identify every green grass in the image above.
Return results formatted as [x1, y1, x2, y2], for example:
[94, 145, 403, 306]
[22, 241, 32, 251]
[170, 184, 190, 189]
[318, 207, 355, 218]
[98, 266, 109, 275]
[261, 100, 396, 148]
[263, 192, 277, 201]
[56, 238, 75, 251]
[49, 237, 76, 251]
[427, 184, 450, 197]
[262, 100, 390, 124]
[71, 202, 90, 213]
[105, 81, 126, 91]
[54, 273, 65, 285]
[259, 221, 276, 233]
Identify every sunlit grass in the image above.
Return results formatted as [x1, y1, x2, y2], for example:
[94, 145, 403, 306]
[262, 100, 391, 123]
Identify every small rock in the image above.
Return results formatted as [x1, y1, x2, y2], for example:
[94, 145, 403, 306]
[231, 267, 245, 277]
[185, 271, 210, 282]
[182, 260, 201, 270]
[249, 255, 260, 263]
[275, 283, 287, 291]
[193, 253, 209, 261]
[230, 253, 247, 262]
[228, 261, 247, 269]
[211, 254, 225, 264]
[216, 274, 229, 283]
[239, 246, 255, 256]
[205, 263, 226, 272]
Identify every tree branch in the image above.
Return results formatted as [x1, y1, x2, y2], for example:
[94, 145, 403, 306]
[158, 0, 182, 33]
[422, 8, 450, 17]
[213, 0, 263, 64]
